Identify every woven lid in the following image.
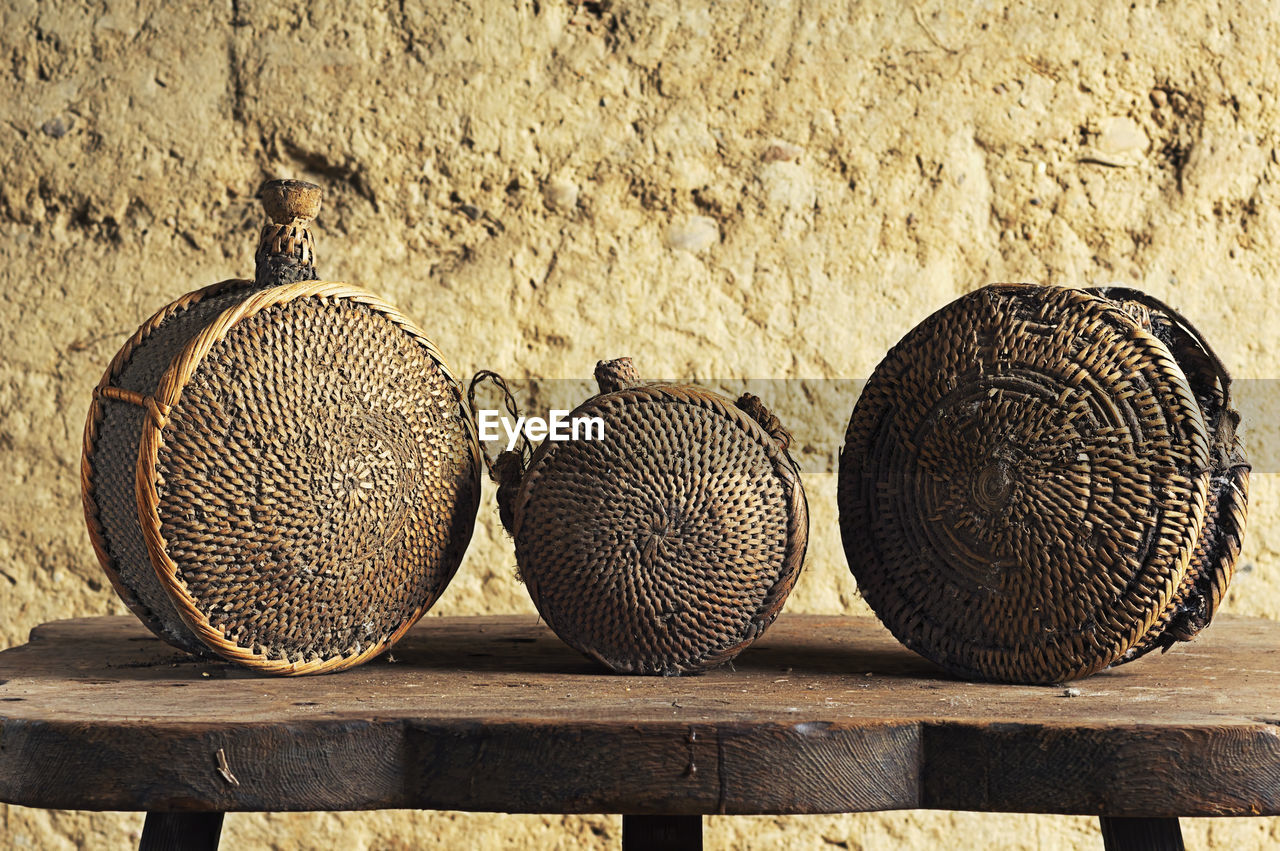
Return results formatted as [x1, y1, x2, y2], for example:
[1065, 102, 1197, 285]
[838, 283, 1230, 683]
[493, 359, 808, 675]
[82, 181, 481, 674]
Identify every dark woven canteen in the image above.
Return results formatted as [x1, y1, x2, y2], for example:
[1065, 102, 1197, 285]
[837, 283, 1248, 684]
[81, 180, 481, 675]
[486, 358, 808, 675]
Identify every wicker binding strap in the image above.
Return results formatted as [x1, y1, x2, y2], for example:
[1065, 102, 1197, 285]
[81, 180, 481, 675]
[838, 283, 1249, 684]
[481, 358, 809, 676]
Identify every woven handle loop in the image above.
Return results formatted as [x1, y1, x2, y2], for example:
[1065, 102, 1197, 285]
[594, 357, 642, 393]
[735, 392, 793, 452]
[467, 370, 531, 534]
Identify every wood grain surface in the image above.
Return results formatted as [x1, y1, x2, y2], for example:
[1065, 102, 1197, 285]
[1, 614, 1277, 817]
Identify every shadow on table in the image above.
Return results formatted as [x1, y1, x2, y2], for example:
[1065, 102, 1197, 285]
[0, 615, 950, 683]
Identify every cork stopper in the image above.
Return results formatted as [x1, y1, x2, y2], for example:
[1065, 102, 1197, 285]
[259, 179, 322, 225]
[254, 179, 321, 287]
[595, 358, 642, 394]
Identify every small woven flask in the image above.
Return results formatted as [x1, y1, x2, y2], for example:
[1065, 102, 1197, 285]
[838, 284, 1248, 683]
[81, 180, 481, 674]
[485, 358, 808, 675]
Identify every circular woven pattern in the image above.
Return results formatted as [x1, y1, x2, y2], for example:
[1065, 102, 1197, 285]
[838, 284, 1211, 683]
[141, 288, 480, 672]
[512, 386, 806, 675]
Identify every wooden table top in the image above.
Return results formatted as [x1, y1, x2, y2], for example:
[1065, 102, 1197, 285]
[1, 614, 1277, 818]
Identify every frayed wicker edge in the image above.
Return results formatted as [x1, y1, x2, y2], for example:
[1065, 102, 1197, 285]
[512, 382, 809, 675]
[1089, 287, 1251, 665]
[81, 279, 253, 654]
[131, 280, 482, 675]
[1117, 453, 1249, 665]
[1203, 456, 1250, 617]
[838, 284, 1212, 684]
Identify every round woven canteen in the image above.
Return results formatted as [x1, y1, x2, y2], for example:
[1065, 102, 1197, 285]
[482, 358, 808, 675]
[838, 283, 1248, 684]
[81, 180, 481, 675]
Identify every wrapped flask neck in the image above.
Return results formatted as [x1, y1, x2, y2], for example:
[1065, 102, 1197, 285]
[254, 179, 321, 287]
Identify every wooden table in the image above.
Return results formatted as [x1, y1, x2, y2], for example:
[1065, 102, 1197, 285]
[1, 614, 1278, 850]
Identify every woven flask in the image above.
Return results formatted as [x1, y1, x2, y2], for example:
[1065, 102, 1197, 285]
[838, 284, 1248, 684]
[81, 180, 481, 675]
[482, 359, 809, 675]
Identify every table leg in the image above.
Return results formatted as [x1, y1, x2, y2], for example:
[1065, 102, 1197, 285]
[1099, 817, 1184, 851]
[621, 815, 702, 850]
[138, 812, 224, 851]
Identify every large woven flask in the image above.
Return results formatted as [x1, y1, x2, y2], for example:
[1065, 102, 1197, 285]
[486, 358, 808, 675]
[81, 181, 481, 675]
[838, 284, 1248, 684]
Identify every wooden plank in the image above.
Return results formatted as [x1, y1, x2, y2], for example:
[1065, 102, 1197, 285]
[921, 722, 1280, 816]
[404, 719, 918, 814]
[1, 614, 1278, 817]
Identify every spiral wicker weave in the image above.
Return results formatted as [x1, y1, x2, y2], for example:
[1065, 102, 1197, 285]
[81, 181, 481, 675]
[489, 359, 808, 675]
[838, 283, 1248, 684]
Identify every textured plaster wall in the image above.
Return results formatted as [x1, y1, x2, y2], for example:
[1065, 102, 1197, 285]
[4, 0, 1280, 847]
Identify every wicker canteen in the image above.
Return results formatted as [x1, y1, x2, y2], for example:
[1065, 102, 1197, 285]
[81, 180, 481, 675]
[482, 358, 809, 675]
[838, 283, 1248, 684]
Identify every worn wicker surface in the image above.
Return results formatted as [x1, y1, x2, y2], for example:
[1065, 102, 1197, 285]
[837, 283, 1246, 684]
[83, 282, 480, 675]
[82, 280, 259, 655]
[1089, 287, 1250, 663]
[506, 370, 808, 675]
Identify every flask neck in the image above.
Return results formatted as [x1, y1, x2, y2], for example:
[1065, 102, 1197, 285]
[255, 222, 316, 287]
[254, 179, 322, 287]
